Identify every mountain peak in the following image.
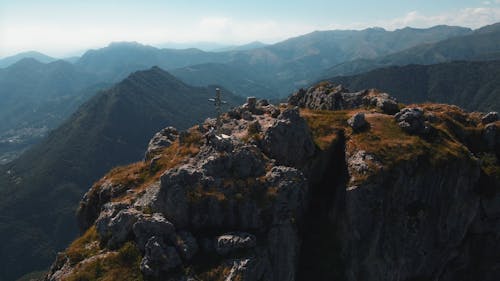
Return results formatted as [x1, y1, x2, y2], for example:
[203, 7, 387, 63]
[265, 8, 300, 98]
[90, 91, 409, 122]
[45, 80, 500, 281]
[9, 57, 44, 68]
[108, 41, 147, 48]
[0, 51, 56, 68]
[122, 66, 188, 89]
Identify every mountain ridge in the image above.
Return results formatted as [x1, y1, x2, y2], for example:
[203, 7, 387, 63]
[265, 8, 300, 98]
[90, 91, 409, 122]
[0, 67, 243, 281]
[0, 51, 57, 68]
[325, 22, 500, 77]
[326, 60, 500, 112]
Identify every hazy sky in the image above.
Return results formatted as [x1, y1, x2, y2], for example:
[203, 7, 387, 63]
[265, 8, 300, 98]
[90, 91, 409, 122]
[1, 0, 500, 58]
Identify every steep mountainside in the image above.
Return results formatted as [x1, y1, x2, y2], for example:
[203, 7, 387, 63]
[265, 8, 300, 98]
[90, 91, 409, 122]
[326, 22, 500, 77]
[45, 82, 499, 281]
[0, 67, 242, 281]
[0, 58, 107, 164]
[0, 51, 56, 68]
[328, 60, 500, 112]
[171, 63, 279, 98]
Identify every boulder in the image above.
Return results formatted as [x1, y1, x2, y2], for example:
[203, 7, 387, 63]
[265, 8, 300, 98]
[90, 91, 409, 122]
[395, 107, 428, 134]
[369, 92, 399, 115]
[145, 127, 178, 160]
[96, 208, 144, 249]
[347, 113, 367, 132]
[77, 182, 129, 232]
[140, 236, 182, 277]
[241, 110, 254, 121]
[215, 232, 257, 255]
[257, 99, 269, 107]
[133, 213, 176, 251]
[482, 112, 499, 124]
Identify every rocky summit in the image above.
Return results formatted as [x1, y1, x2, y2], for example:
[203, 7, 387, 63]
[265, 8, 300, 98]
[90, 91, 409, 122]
[45, 82, 499, 281]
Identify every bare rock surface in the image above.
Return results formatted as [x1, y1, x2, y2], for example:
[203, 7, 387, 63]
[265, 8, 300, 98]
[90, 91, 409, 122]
[288, 82, 398, 114]
[47, 89, 500, 281]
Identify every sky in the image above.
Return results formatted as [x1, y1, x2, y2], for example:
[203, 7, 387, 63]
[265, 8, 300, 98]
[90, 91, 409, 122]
[1, 0, 500, 58]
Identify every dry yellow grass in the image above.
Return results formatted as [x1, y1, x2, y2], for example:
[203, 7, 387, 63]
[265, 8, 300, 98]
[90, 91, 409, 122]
[64, 242, 143, 281]
[300, 109, 350, 150]
[65, 226, 100, 265]
[89, 127, 203, 204]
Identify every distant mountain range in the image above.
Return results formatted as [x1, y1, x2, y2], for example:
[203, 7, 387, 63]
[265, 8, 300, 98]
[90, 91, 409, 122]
[0, 67, 242, 281]
[0, 51, 56, 68]
[325, 22, 500, 77]
[0, 24, 481, 164]
[171, 25, 472, 97]
[72, 25, 472, 93]
[212, 41, 269, 52]
[157, 40, 268, 52]
[328, 60, 500, 112]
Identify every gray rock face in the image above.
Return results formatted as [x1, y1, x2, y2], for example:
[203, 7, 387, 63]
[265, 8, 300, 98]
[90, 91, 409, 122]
[483, 123, 497, 150]
[229, 98, 278, 118]
[395, 107, 428, 134]
[347, 113, 367, 131]
[133, 213, 175, 251]
[140, 236, 182, 277]
[201, 145, 265, 179]
[369, 92, 400, 114]
[257, 99, 269, 107]
[146, 135, 308, 280]
[174, 231, 198, 261]
[224, 257, 270, 281]
[215, 232, 257, 255]
[482, 111, 499, 124]
[346, 150, 381, 187]
[48, 92, 500, 281]
[96, 207, 144, 249]
[145, 127, 179, 160]
[154, 143, 282, 231]
[341, 156, 480, 281]
[77, 181, 129, 232]
[288, 83, 398, 114]
[262, 108, 316, 167]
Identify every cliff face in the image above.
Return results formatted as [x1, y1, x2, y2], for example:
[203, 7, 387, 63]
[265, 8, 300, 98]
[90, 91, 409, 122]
[45, 83, 500, 281]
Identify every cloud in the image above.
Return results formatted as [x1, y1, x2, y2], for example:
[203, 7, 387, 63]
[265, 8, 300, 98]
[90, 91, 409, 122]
[380, 7, 500, 30]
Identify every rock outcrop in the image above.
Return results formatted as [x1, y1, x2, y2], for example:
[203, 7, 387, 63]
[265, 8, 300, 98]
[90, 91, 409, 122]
[45, 83, 500, 281]
[394, 107, 430, 134]
[289, 82, 399, 114]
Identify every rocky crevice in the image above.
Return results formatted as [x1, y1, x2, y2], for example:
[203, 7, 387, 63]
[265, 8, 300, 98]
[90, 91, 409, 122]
[298, 131, 349, 281]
